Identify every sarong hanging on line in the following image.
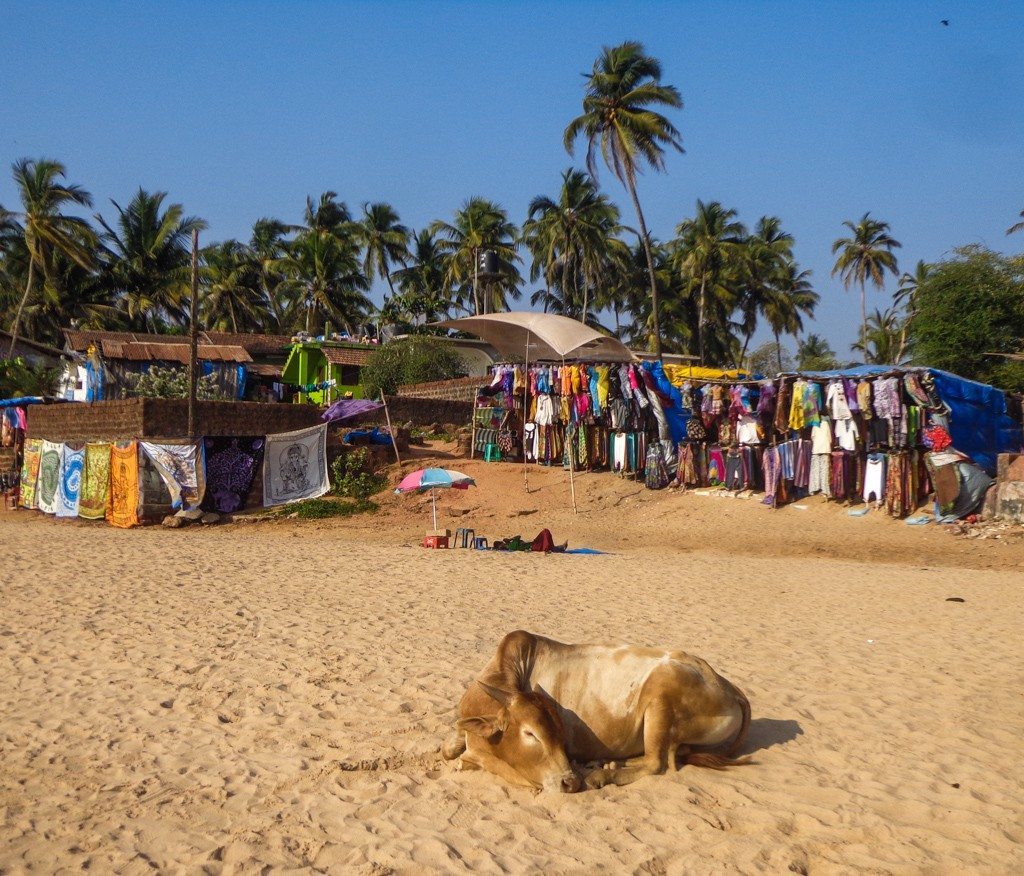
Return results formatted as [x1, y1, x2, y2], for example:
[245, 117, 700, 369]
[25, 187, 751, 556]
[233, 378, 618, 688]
[19, 438, 42, 509]
[140, 442, 207, 511]
[201, 436, 265, 513]
[79, 442, 112, 520]
[56, 445, 85, 518]
[107, 442, 140, 528]
[263, 424, 329, 507]
[37, 440, 64, 514]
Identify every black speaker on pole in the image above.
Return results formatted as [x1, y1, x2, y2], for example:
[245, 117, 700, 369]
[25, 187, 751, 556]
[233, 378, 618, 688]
[477, 249, 499, 278]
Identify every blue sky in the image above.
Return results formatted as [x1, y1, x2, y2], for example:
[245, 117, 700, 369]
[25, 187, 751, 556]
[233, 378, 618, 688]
[3, 1, 1022, 353]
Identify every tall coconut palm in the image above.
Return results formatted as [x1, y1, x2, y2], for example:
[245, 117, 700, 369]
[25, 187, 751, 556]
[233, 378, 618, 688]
[796, 333, 838, 371]
[673, 200, 746, 364]
[250, 218, 299, 333]
[201, 240, 262, 333]
[96, 188, 205, 332]
[564, 41, 683, 357]
[761, 263, 818, 371]
[521, 168, 628, 323]
[283, 225, 370, 335]
[893, 259, 930, 363]
[390, 228, 451, 325]
[831, 213, 901, 350]
[430, 198, 521, 315]
[356, 202, 410, 306]
[736, 216, 794, 361]
[6, 158, 96, 357]
[851, 307, 907, 365]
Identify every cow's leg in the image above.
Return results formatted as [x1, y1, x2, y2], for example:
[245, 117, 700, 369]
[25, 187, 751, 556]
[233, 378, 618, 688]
[441, 732, 467, 760]
[460, 746, 537, 790]
[585, 704, 673, 789]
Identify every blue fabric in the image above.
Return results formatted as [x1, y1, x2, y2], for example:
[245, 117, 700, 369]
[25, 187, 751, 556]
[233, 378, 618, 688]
[565, 548, 605, 555]
[0, 396, 45, 408]
[929, 369, 1022, 475]
[236, 364, 247, 399]
[344, 427, 393, 446]
[645, 361, 687, 443]
[792, 365, 890, 379]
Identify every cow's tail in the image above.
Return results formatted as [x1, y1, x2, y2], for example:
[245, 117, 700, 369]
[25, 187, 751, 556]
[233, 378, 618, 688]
[441, 732, 466, 761]
[684, 684, 753, 771]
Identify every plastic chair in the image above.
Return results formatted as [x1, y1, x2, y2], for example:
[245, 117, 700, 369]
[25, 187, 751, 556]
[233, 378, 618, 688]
[474, 537, 489, 550]
[454, 527, 475, 549]
[484, 444, 501, 462]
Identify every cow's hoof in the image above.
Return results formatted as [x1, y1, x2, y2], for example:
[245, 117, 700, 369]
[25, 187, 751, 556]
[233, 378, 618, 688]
[585, 768, 610, 790]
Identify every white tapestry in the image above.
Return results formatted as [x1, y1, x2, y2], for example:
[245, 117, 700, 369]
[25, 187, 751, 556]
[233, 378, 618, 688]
[263, 424, 329, 507]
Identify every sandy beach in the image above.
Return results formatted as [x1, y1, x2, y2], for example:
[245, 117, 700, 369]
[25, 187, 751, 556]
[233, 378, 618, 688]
[2, 452, 1023, 874]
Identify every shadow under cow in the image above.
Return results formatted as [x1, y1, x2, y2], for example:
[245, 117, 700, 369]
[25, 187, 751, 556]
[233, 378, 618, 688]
[742, 717, 803, 755]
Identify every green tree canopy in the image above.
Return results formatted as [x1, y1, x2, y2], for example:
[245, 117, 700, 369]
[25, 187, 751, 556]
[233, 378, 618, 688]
[909, 246, 1024, 391]
[360, 336, 468, 398]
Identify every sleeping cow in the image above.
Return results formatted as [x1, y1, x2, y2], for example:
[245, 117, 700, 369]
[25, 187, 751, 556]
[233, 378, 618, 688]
[442, 630, 751, 791]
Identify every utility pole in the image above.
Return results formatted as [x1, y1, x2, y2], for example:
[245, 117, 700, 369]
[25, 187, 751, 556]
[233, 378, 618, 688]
[187, 228, 199, 440]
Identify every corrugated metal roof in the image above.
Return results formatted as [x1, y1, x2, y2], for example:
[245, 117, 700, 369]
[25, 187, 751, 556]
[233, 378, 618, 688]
[204, 331, 293, 357]
[322, 347, 374, 366]
[246, 362, 283, 377]
[64, 328, 292, 358]
[99, 340, 252, 364]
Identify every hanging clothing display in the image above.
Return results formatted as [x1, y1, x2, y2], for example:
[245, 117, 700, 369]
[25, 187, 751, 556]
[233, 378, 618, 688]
[19, 438, 42, 510]
[263, 424, 329, 507]
[56, 445, 85, 518]
[202, 436, 265, 513]
[107, 442, 140, 528]
[141, 442, 207, 511]
[79, 442, 112, 520]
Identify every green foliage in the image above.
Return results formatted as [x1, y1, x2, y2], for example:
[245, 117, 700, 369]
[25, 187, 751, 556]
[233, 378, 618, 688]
[331, 447, 387, 501]
[0, 357, 60, 397]
[361, 336, 467, 398]
[123, 364, 226, 399]
[289, 497, 378, 519]
[796, 333, 839, 371]
[908, 246, 1024, 392]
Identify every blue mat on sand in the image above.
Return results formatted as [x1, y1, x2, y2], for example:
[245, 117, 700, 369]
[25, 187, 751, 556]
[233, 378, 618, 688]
[565, 548, 605, 555]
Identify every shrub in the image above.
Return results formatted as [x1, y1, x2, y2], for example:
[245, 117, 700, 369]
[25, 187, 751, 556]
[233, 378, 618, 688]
[331, 447, 387, 502]
[361, 336, 467, 398]
[123, 365, 227, 399]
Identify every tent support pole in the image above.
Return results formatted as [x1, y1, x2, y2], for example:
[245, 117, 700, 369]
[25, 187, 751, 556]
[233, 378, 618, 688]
[379, 391, 402, 467]
[522, 330, 530, 494]
[431, 488, 437, 532]
[562, 355, 578, 515]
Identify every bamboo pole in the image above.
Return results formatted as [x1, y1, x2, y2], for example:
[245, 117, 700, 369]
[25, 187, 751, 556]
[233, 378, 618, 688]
[187, 228, 199, 441]
[378, 391, 402, 467]
[522, 330, 530, 494]
[562, 356, 578, 515]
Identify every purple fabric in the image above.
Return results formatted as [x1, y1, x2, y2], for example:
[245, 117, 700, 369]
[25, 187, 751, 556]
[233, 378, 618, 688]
[322, 398, 384, 423]
[201, 436, 265, 513]
[843, 377, 860, 414]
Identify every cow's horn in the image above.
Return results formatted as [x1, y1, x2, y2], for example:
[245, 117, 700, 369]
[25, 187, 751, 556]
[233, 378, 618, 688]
[476, 679, 514, 706]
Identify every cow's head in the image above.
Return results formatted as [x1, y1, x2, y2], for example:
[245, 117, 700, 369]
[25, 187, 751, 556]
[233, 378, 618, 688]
[458, 680, 581, 793]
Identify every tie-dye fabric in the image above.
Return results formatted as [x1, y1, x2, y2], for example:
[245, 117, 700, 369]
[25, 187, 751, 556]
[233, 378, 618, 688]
[56, 445, 85, 517]
[37, 440, 64, 514]
[79, 442, 112, 520]
[19, 438, 42, 509]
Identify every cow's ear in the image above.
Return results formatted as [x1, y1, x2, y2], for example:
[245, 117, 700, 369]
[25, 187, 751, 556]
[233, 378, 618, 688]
[476, 677, 515, 707]
[457, 714, 507, 740]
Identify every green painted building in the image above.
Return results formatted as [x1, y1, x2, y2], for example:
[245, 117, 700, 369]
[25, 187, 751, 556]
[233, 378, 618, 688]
[280, 341, 376, 404]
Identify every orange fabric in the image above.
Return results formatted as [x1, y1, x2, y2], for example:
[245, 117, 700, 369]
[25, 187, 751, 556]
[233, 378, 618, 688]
[106, 442, 139, 528]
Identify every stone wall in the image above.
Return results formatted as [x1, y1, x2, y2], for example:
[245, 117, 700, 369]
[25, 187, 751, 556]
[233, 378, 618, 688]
[996, 453, 1024, 523]
[27, 399, 323, 442]
[378, 395, 473, 428]
[396, 375, 480, 403]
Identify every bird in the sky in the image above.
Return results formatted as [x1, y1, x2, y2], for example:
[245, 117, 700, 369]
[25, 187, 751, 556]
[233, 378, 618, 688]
[941, 19, 950, 26]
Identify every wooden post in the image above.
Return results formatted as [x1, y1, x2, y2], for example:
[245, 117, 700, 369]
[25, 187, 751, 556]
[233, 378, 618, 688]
[522, 331, 530, 494]
[379, 391, 402, 467]
[187, 228, 199, 440]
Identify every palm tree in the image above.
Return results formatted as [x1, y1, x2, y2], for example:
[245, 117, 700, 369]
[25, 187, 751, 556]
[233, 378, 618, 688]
[851, 307, 907, 365]
[431, 198, 521, 314]
[1007, 210, 1024, 236]
[96, 188, 205, 333]
[521, 168, 627, 323]
[356, 202, 410, 307]
[6, 158, 96, 358]
[250, 218, 299, 333]
[390, 228, 451, 326]
[893, 259, 930, 364]
[673, 200, 746, 364]
[796, 333, 838, 371]
[831, 213, 901, 350]
[564, 41, 683, 357]
[761, 263, 818, 371]
[201, 240, 262, 333]
[737, 216, 794, 361]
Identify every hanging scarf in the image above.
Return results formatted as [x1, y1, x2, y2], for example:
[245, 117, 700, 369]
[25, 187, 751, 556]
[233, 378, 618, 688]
[56, 445, 85, 518]
[202, 436, 266, 513]
[263, 424, 329, 507]
[141, 442, 207, 511]
[18, 438, 42, 510]
[37, 440, 64, 514]
[79, 442, 112, 520]
[107, 442, 140, 528]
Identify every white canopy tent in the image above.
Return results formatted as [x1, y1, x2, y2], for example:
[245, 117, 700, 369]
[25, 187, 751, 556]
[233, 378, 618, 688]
[433, 312, 636, 363]
[435, 312, 636, 513]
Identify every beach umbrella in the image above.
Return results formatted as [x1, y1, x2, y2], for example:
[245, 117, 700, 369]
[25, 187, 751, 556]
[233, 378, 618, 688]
[395, 468, 476, 531]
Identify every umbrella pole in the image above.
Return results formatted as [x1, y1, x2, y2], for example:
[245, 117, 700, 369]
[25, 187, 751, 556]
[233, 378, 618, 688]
[431, 488, 437, 532]
[522, 330, 530, 494]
